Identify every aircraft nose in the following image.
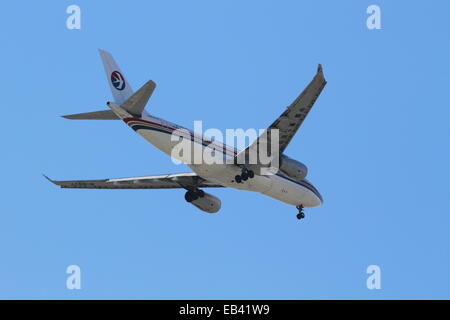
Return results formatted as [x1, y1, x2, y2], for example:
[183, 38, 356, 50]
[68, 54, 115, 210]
[316, 190, 323, 205]
[313, 193, 323, 207]
[301, 179, 323, 207]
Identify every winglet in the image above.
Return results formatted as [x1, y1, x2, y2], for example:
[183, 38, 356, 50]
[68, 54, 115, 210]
[43, 174, 58, 186]
[316, 64, 326, 84]
[317, 64, 323, 74]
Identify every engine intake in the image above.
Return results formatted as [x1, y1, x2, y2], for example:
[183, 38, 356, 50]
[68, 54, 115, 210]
[279, 155, 308, 181]
[185, 190, 221, 213]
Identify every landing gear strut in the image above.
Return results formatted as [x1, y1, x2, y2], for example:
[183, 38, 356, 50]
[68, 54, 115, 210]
[235, 168, 255, 183]
[184, 189, 205, 202]
[296, 205, 305, 220]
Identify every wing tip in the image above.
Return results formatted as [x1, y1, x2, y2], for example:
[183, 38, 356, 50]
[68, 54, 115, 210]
[43, 174, 55, 183]
[317, 64, 323, 74]
[98, 48, 110, 56]
[317, 64, 326, 83]
[43, 174, 61, 187]
[61, 114, 81, 120]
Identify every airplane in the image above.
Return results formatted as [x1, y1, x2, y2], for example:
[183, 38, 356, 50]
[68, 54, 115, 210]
[46, 50, 326, 220]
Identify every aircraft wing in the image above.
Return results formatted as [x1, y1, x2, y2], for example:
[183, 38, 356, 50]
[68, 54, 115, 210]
[44, 173, 224, 190]
[235, 64, 326, 165]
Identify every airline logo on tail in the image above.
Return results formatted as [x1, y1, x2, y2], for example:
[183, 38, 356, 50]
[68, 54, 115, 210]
[111, 71, 125, 90]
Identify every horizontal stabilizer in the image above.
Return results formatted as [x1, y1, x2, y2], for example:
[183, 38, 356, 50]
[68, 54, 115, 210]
[62, 109, 119, 120]
[121, 80, 156, 116]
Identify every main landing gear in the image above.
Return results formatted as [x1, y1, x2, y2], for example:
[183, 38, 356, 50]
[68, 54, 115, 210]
[235, 168, 255, 183]
[296, 205, 305, 220]
[184, 189, 205, 202]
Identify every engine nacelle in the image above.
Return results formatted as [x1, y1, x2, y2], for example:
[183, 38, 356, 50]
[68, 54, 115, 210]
[279, 155, 308, 181]
[189, 191, 221, 213]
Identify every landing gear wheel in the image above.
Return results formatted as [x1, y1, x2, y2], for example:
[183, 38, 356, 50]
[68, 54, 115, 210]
[241, 171, 249, 181]
[248, 170, 254, 179]
[296, 205, 305, 220]
[235, 175, 242, 183]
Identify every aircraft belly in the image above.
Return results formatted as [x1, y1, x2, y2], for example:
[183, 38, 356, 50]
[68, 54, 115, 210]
[135, 129, 176, 158]
[133, 128, 320, 208]
[189, 164, 272, 193]
[262, 175, 321, 208]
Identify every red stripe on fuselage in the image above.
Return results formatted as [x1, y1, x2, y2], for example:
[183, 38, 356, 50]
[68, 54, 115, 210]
[123, 118, 237, 155]
[123, 117, 176, 132]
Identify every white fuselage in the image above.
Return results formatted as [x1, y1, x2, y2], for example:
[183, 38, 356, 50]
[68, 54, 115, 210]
[122, 112, 322, 208]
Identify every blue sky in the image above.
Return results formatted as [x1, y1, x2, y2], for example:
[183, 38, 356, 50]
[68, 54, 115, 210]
[0, 0, 449, 299]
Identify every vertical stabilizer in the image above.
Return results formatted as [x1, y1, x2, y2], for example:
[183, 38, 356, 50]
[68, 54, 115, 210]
[99, 49, 134, 105]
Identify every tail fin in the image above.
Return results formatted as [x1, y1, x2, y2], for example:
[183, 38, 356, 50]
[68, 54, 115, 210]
[99, 49, 134, 105]
[62, 80, 155, 120]
[62, 50, 155, 120]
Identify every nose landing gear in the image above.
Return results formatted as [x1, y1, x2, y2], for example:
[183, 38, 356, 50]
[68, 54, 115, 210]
[296, 205, 305, 220]
[234, 168, 255, 183]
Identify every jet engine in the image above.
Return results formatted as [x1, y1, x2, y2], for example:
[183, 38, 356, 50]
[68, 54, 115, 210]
[184, 190, 221, 213]
[279, 155, 308, 181]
